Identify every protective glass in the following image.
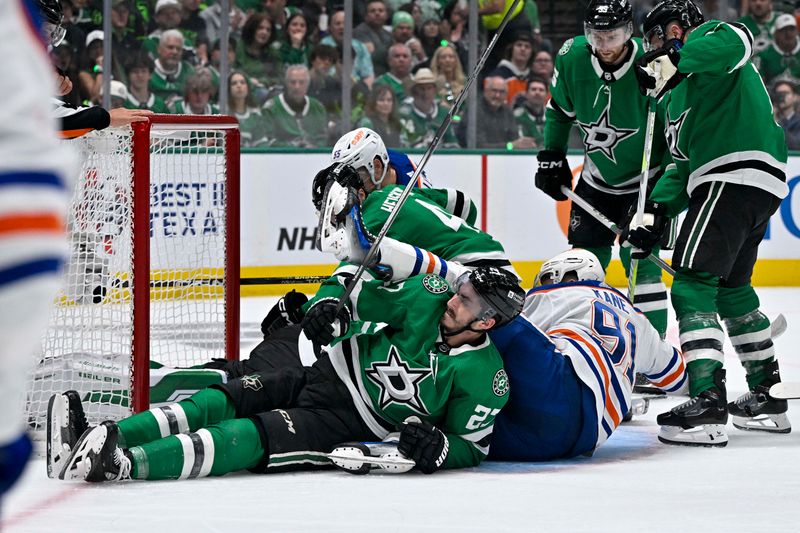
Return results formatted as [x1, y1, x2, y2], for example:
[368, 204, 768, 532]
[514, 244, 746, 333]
[584, 22, 632, 52]
[44, 22, 66, 47]
[453, 272, 496, 323]
[643, 25, 666, 52]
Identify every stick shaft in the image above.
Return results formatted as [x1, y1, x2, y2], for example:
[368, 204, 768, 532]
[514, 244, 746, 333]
[629, 100, 658, 298]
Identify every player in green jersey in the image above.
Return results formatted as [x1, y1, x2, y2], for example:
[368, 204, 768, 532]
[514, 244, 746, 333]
[533, 0, 671, 337]
[53, 267, 524, 480]
[627, 0, 790, 446]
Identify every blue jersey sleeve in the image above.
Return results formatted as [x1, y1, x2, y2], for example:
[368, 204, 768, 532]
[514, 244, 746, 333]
[387, 149, 431, 187]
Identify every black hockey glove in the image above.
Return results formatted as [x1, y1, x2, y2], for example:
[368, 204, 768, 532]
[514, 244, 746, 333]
[634, 39, 685, 99]
[620, 200, 668, 260]
[260, 289, 309, 338]
[534, 150, 572, 201]
[300, 298, 351, 346]
[398, 417, 449, 474]
[312, 164, 363, 212]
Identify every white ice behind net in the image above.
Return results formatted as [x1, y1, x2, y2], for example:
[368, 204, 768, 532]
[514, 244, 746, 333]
[25, 126, 230, 436]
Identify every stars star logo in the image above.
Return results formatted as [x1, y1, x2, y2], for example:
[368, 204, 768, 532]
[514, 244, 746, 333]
[577, 106, 638, 163]
[666, 108, 690, 161]
[366, 346, 431, 413]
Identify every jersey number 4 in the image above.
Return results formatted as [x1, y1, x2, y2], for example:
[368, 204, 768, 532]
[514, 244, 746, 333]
[591, 300, 636, 386]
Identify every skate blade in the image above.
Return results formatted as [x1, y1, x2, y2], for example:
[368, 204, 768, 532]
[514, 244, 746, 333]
[328, 444, 415, 475]
[732, 413, 791, 434]
[658, 424, 728, 447]
[47, 394, 70, 479]
[59, 424, 108, 481]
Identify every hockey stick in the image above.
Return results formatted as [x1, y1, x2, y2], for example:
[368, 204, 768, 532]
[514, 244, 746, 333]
[333, 0, 524, 312]
[628, 98, 658, 300]
[560, 186, 675, 276]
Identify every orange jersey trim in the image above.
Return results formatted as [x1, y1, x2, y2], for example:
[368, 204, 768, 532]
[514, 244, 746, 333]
[0, 213, 64, 235]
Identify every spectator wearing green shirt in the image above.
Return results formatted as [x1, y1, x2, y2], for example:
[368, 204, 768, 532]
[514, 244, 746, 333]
[228, 71, 269, 148]
[262, 65, 329, 147]
[374, 43, 413, 103]
[144, 0, 197, 62]
[169, 70, 220, 115]
[272, 12, 313, 67]
[236, 12, 283, 103]
[124, 53, 171, 113]
[398, 67, 458, 148]
[513, 76, 547, 148]
[755, 13, 800, 86]
[150, 29, 196, 106]
[737, 0, 779, 53]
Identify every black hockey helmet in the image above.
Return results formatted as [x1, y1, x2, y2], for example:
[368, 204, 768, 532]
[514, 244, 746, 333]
[37, 0, 66, 46]
[642, 0, 705, 51]
[455, 267, 525, 329]
[584, 0, 633, 52]
[311, 163, 363, 211]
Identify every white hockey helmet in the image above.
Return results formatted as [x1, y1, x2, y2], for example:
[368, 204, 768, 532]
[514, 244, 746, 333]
[330, 128, 390, 188]
[534, 248, 606, 287]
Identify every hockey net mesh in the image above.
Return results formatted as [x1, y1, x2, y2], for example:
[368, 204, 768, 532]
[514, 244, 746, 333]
[25, 124, 235, 436]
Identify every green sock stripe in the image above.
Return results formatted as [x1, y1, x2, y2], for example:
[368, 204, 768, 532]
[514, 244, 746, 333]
[267, 450, 332, 471]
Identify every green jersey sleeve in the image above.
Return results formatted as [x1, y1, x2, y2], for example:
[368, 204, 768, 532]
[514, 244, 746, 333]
[544, 38, 578, 151]
[678, 21, 754, 75]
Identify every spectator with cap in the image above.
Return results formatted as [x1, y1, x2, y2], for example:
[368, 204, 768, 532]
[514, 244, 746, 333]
[773, 80, 800, 149]
[321, 9, 375, 89]
[144, 0, 197, 62]
[755, 13, 800, 85]
[513, 75, 548, 148]
[262, 64, 328, 147]
[430, 43, 466, 109]
[489, 31, 535, 105]
[228, 71, 269, 148]
[124, 52, 170, 113]
[392, 11, 426, 67]
[170, 69, 219, 115]
[78, 30, 113, 104]
[150, 29, 196, 105]
[398, 67, 458, 148]
[737, 0, 779, 53]
[374, 43, 414, 103]
[456, 75, 535, 149]
[101, 80, 132, 109]
[353, 0, 393, 76]
[235, 12, 282, 103]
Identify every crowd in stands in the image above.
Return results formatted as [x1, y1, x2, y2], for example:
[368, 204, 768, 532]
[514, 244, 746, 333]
[51, 0, 800, 150]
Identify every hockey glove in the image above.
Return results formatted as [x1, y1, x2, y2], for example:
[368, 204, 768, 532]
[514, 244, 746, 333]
[398, 416, 449, 474]
[0, 433, 33, 496]
[261, 289, 309, 338]
[535, 150, 572, 201]
[634, 39, 685, 99]
[300, 298, 351, 346]
[620, 200, 668, 260]
[311, 164, 363, 212]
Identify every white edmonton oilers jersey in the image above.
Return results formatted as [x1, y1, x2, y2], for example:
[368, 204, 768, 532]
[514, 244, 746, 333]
[524, 281, 687, 447]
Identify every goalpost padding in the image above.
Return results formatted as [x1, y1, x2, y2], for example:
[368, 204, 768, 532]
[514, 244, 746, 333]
[25, 115, 240, 436]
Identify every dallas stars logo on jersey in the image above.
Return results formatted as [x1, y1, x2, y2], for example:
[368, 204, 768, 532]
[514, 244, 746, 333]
[577, 104, 638, 164]
[666, 108, 690, 161]
[365, 346, 432, 413]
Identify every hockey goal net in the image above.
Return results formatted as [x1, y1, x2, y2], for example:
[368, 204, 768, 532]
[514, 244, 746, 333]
[25, 115, 240, 436]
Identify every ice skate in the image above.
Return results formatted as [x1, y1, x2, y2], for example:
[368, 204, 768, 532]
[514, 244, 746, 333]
[46, 391, 89, 479]
[657, 369, 728, 447]
[328, 440, 415, 475]
[729, 361, 790, 434]
[60, 421, 131, 482]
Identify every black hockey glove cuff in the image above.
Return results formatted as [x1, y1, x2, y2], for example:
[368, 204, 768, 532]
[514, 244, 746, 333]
[261, 289, 309, 338]
[300, 298, 351, 346]
[398, 416, 449, 474]
[535, 150, 572, 201]
[621, 200, 668, 260]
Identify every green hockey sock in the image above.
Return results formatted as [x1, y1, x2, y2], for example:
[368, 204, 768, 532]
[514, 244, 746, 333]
[129, 418, 265, 480]
[722, 308, 775, 389]
[671, 268, 719, 316]
[118, 388, 236, 448]
[583, 246, 612, 270]
[687, 359, 724, 397]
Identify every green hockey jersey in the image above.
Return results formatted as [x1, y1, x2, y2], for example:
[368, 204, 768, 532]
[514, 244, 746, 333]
[753, 40, 800, 86]
[327, 273, 509, 469]
[262, 94, 328, 147]
[651, 20, 789, 216]
[311, 185, 514, 304]
[545, 36, 667, 193]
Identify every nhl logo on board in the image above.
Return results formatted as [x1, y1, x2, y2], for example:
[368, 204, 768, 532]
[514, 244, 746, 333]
[242, 374, 263, 391]
[422, 274, 448, 294]
[493, 369, 509, 397]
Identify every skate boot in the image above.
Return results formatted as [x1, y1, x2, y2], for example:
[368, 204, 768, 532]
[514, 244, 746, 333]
[657, 369, 728, 447]
[46, 391, 89, 479]
[328, 438, 415, 475]
[60, 421, 131, 482]
[728, 360, 790, 433]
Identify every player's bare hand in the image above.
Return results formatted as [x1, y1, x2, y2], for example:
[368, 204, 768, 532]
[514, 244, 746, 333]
[109, 108, 154, 127]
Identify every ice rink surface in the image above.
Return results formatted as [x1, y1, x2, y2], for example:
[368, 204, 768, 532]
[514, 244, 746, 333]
[3, 288, 800, 533]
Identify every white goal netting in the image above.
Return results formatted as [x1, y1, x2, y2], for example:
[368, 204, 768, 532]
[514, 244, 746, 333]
[25, 119, 239, 435]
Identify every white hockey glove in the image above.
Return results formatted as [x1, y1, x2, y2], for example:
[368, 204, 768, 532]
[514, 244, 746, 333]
[634, 39, 685, 99]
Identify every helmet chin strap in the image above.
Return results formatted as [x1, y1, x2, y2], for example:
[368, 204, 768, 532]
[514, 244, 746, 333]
[371, 160, 390, 189]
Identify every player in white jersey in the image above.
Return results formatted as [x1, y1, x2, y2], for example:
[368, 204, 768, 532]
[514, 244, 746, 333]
[488, 249, 688, 460]
[0, 0, 73, 498]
